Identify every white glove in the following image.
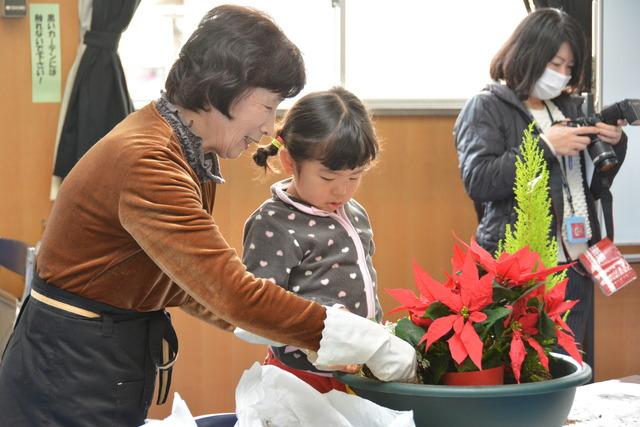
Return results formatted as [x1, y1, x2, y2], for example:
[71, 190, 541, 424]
[233, 327, 285, 347]
[308, 307, 417, 383]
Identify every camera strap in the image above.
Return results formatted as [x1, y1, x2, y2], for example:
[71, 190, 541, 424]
[543, 103, 578, 216]
[599, 175, 615, 240]
[542, 102, 616, 249]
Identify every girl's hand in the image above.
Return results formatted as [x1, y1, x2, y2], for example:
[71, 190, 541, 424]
[545, 122, 599, 156]
[595, 119, 625, 145]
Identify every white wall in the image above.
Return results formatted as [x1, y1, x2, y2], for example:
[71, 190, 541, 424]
[602, 0, 640, 244]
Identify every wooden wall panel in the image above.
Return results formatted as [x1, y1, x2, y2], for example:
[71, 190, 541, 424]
[594, 246, 640, 380]
[0, 2, 78, 297]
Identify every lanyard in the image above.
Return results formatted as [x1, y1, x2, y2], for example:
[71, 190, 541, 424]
[544, 102, 576, 215]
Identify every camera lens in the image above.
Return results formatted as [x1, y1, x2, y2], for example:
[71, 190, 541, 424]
[588, 138, 619, 172]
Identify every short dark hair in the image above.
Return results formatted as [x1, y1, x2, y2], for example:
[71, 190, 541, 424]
[253, 87, 379, 171]
[165, 5, 305, 117]
[490, 8, 586, 99]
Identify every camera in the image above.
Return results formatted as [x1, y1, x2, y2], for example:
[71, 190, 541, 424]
[566, 96, 640, 172]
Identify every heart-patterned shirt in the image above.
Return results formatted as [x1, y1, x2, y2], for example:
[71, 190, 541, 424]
[242, 178, 382, 374]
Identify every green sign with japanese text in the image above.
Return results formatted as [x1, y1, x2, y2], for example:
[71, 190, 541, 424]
[30, 4, 61, 103]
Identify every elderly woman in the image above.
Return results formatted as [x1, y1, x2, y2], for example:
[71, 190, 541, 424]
[0, 6, 416, 425]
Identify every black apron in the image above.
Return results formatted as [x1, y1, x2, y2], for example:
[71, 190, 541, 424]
[0, 276, 178, 426]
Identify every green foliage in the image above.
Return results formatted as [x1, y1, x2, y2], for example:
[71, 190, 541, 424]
[424, 301, 451, 320]
[499, 122, 566, 288]
[395, 317, 426, 348]
[505, 352, 552, 383]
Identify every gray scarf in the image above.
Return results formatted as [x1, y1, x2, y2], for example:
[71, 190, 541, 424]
[155, 94, 224, 184]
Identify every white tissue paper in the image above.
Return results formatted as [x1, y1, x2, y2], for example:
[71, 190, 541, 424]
[142, 393, 197, 427]
[233, 327, 285, 347]
[234, 362, 415, 427]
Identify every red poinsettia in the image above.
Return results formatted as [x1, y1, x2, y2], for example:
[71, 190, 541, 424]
[417, 252, 494, 370]
[462, 239, 569, 286]
[386, 262, 437, 328]
[537, 278, 583, 365]
[505, 299, 547, 383]
[388, 238, 582, 385]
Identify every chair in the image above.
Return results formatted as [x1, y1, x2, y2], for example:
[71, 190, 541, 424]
[0, 238, 36, 354]
[194, 413, 237, 427]
[0, 238, 36, 300]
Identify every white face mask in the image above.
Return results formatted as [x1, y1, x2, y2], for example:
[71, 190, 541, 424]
[530, 67, 571, 100]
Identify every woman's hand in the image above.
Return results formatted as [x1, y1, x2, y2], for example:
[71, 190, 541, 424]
[595, 119, 625, 145]
[544, 122, 599, 156]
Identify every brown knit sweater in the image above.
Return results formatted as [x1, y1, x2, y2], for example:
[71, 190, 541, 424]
[37, 103, 325, 351]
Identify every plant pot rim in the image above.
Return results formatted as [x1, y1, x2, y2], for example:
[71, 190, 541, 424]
[336, 353, 591, 398]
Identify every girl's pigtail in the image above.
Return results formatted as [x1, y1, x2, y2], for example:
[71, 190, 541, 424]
[252, 135, 286, 172]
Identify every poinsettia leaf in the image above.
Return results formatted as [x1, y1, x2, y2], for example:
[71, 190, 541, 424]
[509, 332, 526, 383]
[537, 311, 557, 339]
[512, 280, 545, 305]
[395, 317, 426, 348]
[481, 342, 504, 368]
[468, 311, 487, 323]
[386, 288, 420, 307]
[412, 260, 439, 301]
[423, 345, 451, 384]
[524, 336, 549, 371]
[468, 272, 496, 311]
[460, 320, 484, 370]
[422, 314, 457, 349]
[519, 263, 571, 283]
[546, 299, 578, 319]
[459, 252, 480, 307]
[421, 271, 462, 313]
[554, 315, 574, 335]
[456, 356, 479, 372]
[451, 243, 466, 273]
[520, 311, 539, 335]
[492, 282, 520, 303]
[545, 277, 569, 304]
[466, 238, 498, 272]
[424, 301, 452, 320]
[495, 253, 522, 282]
[447, 332, 469, 365]
[557, 329, 583, 365]
[478, 307, 512, 333]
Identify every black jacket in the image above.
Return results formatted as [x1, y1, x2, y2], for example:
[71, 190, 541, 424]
[453, 83, 627, 255]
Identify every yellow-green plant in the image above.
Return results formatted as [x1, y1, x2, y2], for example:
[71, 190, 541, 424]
[499, 122, 565, 288]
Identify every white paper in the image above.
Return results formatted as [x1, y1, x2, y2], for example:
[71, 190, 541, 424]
[142, 393, 197, 427]
[234, 363, 415, 427]
[564, 377, 640, 426]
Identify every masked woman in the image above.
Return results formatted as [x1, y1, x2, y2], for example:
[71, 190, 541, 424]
[0, 6, 416, 426]
[454, 8, 627, 376]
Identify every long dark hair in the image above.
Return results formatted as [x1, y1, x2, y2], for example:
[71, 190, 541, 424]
[165, 5, 305, 118]
[490, 8, 586, 99]
[253, 87, 379, 171]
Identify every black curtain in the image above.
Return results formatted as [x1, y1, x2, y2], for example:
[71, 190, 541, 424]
[522, 0, 593, 92]
[53, 0, 140, 179]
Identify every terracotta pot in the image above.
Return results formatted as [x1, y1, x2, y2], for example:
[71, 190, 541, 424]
[442, 365, 504, 386]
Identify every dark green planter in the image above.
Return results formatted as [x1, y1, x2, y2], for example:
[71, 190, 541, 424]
[336, 353, 591, 427]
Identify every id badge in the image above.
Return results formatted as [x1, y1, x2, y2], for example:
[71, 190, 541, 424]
[564, 215, 588, 244]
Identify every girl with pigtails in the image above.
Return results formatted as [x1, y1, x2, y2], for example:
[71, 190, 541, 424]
[240, 87, 385, 392]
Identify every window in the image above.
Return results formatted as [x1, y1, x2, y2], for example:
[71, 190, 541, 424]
[119, 0, 526, 111]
